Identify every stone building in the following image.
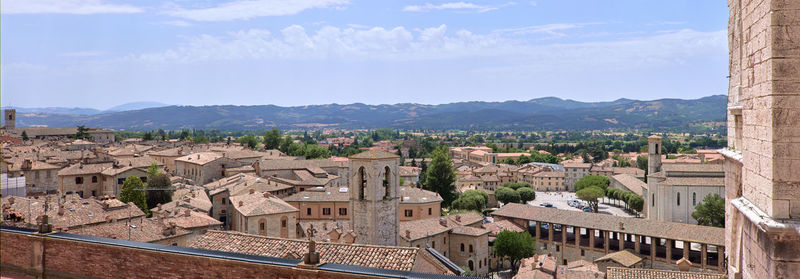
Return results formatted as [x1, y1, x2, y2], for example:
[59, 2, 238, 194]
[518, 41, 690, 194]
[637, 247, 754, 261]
[723, 0, 800, 278]
[4, 159, 60, 194]
[228, 189, 298, 238]
[644, 136, 725, 224]
[348, 150, 400, 246]
[563, 162, 591, 191]
[174, 152, 242, 185]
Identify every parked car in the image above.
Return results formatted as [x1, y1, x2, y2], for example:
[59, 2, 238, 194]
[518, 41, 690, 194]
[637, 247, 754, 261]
[582, 207, 594, 213]
[539, 203, 553, 208]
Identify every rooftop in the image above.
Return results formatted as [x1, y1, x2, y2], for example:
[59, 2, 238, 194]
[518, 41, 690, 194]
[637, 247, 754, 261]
[606, 267, 725, 279]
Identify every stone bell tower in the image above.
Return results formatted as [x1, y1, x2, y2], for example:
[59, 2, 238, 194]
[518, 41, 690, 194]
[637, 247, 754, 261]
[647, 135, 662, 175]
[4, 109, 16, 130]
[348, 150, 400, 246]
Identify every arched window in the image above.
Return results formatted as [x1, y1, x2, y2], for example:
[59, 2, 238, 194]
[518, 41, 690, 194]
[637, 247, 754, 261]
[383, 166, 391, 199]
[358, 167, 366, 200]
[460, 243, 464, 251]
[469, 244, 473, 253]
[258, 218, 266, 235]
[692, 192, 697, 206]
[468, 260, 474, 271]
[677, 192, 681, 206]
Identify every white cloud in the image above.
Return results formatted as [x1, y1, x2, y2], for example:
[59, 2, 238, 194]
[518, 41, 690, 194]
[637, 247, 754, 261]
[402, 2, 514, 13]
[1, 0, 143, 14]
[165, 0, 349, 21]
[128, 24, 725, 72]
[493, 22, 603, 38]
[154, 20, 192, 27]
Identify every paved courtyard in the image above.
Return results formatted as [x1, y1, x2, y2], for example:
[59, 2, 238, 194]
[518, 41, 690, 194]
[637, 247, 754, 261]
[527, 191, 638, 218]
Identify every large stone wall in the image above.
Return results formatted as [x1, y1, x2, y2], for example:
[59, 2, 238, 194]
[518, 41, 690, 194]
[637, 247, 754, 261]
[0, 230, 397, 279]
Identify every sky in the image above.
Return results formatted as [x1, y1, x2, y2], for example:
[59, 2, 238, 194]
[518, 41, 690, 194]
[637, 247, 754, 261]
[1, 0, 729, 110]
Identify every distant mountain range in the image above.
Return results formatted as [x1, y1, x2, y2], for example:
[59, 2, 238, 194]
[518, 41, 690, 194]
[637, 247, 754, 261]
[3, 96, 726, 131]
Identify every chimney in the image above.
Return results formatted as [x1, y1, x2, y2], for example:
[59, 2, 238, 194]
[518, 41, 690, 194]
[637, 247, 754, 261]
[238, 201, 244, 207]
[22, 159, 32, 170]
[439, 217, 447, 227]
[102, 201, 109, 209]
[405, 230, 411, 239]
[455, 215, 461, 222]
[197, 154, 200, 160]
[323, 223, 328, 230]
[249, 188, 255, 194]
[8, 197, 14, 205]
[157, 203, 162, 211]
[57, 206, 65, 215]
[184, 209, 191, 217]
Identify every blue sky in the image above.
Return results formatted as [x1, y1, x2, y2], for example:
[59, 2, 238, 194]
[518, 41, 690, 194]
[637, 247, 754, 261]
[1, 0, 728, 110]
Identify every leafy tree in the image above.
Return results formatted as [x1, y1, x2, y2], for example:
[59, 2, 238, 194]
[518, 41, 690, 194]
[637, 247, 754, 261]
[237, 135, 258, 149]
[142, 132, 153, 141]
[145, 174, 173, 213]
[226, 137, 232, 145]
[503, 158, 516, 165]
[263, 129, 282, 150]
[576, 186, 604, 212]
[493, 230, 536, 274]
[691, 194, 725, 227]
[279, 135, 293, 153]
[628, 195, 644, 214]
[574, 175, 609, 193]
[502, 181, 530, 190]
[425, 146, 457, 206]
[302, 144, 331, 159]
[417, 159, 428, 188]
[120, 176, 148, 215]
[495, 187, 520, 204]
[451, 190, 488, 211]
[410, 158, 417, 167]
[21, 130, 29, 141]
[192, 135, 208, 144]
[517, 187, 536, 204]
[75, 125, 90, 139]
[147, 162, 161, 177]
[516, 155, 532, 165]
[157, 129, 167, 140]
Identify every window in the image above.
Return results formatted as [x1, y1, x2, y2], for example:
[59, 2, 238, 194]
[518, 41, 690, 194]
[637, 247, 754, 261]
[260, 222, 265, 231]
[383, 166, 391, 199]
[75, 177, 83, 184]
[468, 260, 474, 271]
[91, 176, 98, 183]
[432, 241, 435, 249]
[581, 249, 585, 256]
[281, 219, 287, 228]
[677, 192, 681, 206]
[428, 208, 432, 215]
[46, 170, 51, 178]
[556, 245, 560, 252]
[461, 243, 465, 252]
[222, 198, 226, 205]
[358, 167, 366, 200]
[693, 192, 697, 206]
[404, 209, 413, 217]
[322, 208, 331, 215]
[140, 176, 147, 183]
[118, 178, 124, 185]
[91, 190, 96, 197]
[469, 245, 473, 253]
[35, 171, 40, 179]
[652, 194, 655, 207]
[339, 208, 347, 216]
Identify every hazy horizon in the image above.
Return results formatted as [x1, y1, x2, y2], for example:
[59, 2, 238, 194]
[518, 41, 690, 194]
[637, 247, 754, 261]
[2, 1, 728, 109]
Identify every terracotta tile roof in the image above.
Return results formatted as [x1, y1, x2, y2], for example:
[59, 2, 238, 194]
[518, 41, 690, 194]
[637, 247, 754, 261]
[77, 218, 191, 243]
[661, 163, 723, 173]
[533, 171, 565, 178]
[399, 187, 442, 204]
[2, 195, 145, 229]
[446, 212, 483, 226]
[206, 173, 294, 196]
[613, 167, 645, 178]
[257, 158, 346, 171]
[57, 162, 113, 176]
[348, 150, 400, 160]
[593, 250, 643, 267]
[612, 174, 647, 196]
[482, 219, 525, 237]
[605, 267, 726, 279]
[159, 209, 222, 230]
[398, 166, 421, 176]
[492, 203, 724, 245]
[229, 191, 298, 216]
[5, 160, 61, 172]
[284, 186, 350, 202]
[175, 152, 223, 165]
[481, 175, 500, 182]
[399, 218, 451, 241]
[563, 163, 592, 168]
[189, 230, 420, 271]
[297, 220, 352, 242]
[449, 225, 489, 236]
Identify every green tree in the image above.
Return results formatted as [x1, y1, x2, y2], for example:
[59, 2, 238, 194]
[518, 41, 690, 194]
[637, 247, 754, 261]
[279, 135, 293, 153]
[495, 187, 520, 204]
[75, 125, 90, 139]
[576, 186, 604, 212]
[691, 194, 725, 227]
[574, 175, 609, 193]
[192, 135, 208, 144]
[21, 130, 29, 141]
[417, 159, 428, 188]
[120, 176, 148, 215]
[516, 155, 532, 165]
[303, 144, 331, 159]
[451, 190, 488, 212]
[237, 135, 258, 149]
[628, 195, 644, 215]
[145, 174, 173, 213]
[517, 187, 536, 204]
[493, 230, 536, 274]
[425, 146, 457, 206]
[263, 129, 282, 150]
[142, 132, 153, 141]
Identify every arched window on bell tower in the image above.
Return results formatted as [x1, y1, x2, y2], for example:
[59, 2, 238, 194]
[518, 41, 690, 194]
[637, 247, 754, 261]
[383, 166, 391, 199]
[358, 167, 366, 200]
